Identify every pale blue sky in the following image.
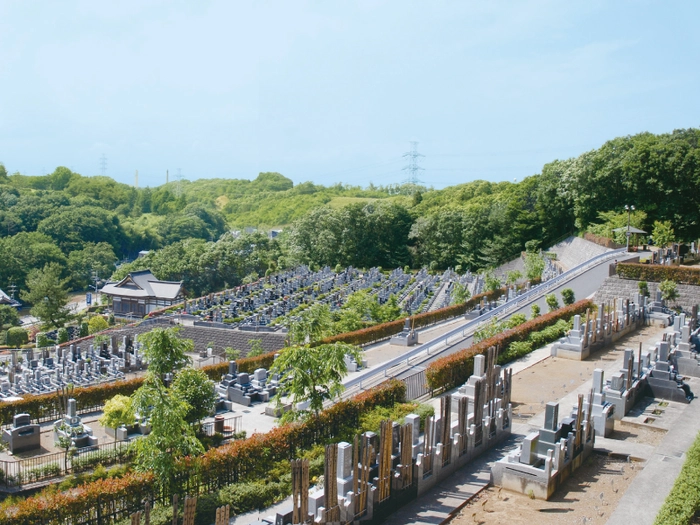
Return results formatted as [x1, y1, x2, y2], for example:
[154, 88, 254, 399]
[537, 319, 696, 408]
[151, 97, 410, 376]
[0, 1, 697, 189]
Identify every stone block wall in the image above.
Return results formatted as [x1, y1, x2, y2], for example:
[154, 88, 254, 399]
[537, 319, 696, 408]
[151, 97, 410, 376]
[594, 276, 700, 311]
[76, 321, 287, 357]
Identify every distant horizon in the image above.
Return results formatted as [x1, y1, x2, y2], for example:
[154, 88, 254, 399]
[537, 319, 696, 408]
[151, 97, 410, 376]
[1, 2, 698, 190]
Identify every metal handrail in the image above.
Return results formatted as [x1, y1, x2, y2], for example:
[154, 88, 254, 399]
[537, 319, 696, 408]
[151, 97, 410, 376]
[344, 247, 627, 391]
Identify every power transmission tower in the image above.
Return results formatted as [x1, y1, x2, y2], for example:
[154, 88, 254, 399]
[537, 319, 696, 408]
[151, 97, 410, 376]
[100, 154, 107, 176]
[175, 168, 183, 197]
[402, 141, 425, 185]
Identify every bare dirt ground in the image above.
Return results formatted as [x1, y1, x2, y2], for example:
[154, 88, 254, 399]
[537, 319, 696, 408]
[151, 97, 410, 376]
[510, 325, 662, 421]
[447, 324, 667, 525]
[449, 454, 642, 525]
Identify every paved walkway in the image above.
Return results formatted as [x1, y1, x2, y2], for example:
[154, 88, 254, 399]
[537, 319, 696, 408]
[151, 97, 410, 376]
[606, 393, 700, 525]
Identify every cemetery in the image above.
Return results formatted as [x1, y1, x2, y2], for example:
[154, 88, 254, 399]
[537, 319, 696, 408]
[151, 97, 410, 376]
[173, 265, 479, 333]
[1, 255, 700, 524]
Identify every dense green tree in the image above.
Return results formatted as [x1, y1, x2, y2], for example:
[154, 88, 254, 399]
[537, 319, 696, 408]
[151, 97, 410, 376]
[47, 166, 77, 191]
[523, 251, 545, 281]
[506, 270, 523, 285]
[131, 375, 204, 492]
[450, 282, 471, 305]
[20, 263, 71, 328]
[171, 367, 217, 425]
[270, 342, 362, 420]
[652, 220, 675, 249]
[88, 316, 109, 334]
[0, 305, 20, 329]
[287, 303, 334, 345]
[37, 206, 125, 254]
[99, 394, 135, 430]
[138, 327, 193, 378]
[67, 242, 117, 290]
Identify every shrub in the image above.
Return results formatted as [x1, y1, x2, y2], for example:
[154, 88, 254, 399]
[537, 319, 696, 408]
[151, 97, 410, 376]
[358, 402, 434, 434]
[654, 430, 700, 524]
[36, 332, 51, 348]
[5, 327, 28, 348]
[218, 481, 286, 515]
[617, 263, 700, 285]
[638, 280, 649, 297]
[88, 316, 109, 335]
[659, 280, 679, 304]
[500, 341, 533, 363]
[57, 327, 69, 344]
[545, 294, 560, 312]
[561, 288, 575, 306]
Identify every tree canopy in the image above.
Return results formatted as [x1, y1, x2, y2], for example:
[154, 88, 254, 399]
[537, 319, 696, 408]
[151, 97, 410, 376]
[2, 128, 700, 302]
[270, 342, 363, 420]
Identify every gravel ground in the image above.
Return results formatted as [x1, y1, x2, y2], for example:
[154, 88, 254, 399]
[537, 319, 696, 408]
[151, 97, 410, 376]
[448, 454, 642, 525]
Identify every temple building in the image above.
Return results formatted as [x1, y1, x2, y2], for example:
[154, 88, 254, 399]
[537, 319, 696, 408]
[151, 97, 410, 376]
[0, 288, 20, 308]
[100, 269, 183, 317]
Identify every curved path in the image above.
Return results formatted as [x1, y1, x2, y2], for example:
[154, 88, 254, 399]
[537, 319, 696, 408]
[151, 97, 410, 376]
[341, 248, 641, 397]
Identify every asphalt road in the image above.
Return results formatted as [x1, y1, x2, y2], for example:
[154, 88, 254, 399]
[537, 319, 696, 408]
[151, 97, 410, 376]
[415, 251, 643, 368]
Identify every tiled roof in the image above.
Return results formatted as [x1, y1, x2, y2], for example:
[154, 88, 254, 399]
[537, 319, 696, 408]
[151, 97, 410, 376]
[101, 269, 183, 300]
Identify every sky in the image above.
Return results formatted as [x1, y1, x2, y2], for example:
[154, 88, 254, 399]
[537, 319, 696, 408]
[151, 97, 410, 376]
[0, 1, 698, 189]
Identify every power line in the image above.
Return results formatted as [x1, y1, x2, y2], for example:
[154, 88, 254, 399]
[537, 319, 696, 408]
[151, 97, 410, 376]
[402, 141, 425, 185]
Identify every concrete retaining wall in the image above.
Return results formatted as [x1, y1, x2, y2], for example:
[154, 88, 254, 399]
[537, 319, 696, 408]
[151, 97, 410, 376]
[549, 236, 612, 271]
[594, 276, 700, 312]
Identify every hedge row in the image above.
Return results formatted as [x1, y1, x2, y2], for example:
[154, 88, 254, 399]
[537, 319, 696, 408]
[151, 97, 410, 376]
[425, 299, 594, 392]
[0, 352, 278, 426]
[617, 263, 700, 285]
[316, 288, 506, 347]
[0, 471, 155, 525]
[0, 379, 406, 525]
[654, 429, 700, 525]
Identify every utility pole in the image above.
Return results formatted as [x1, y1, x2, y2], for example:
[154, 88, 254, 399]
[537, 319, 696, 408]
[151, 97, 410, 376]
[625, 204, 635, 252]
[8, 283, 17, 300]
[402, 141, 425, 186]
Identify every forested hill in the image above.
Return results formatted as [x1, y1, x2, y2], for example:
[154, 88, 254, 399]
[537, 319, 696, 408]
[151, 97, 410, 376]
[1, 127, 699, 299]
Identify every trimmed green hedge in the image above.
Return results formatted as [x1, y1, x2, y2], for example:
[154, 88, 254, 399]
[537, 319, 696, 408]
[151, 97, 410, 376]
[654, 430, 700, 525]
[617, 263, 700, 285]
[426, 299, 593, 392]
